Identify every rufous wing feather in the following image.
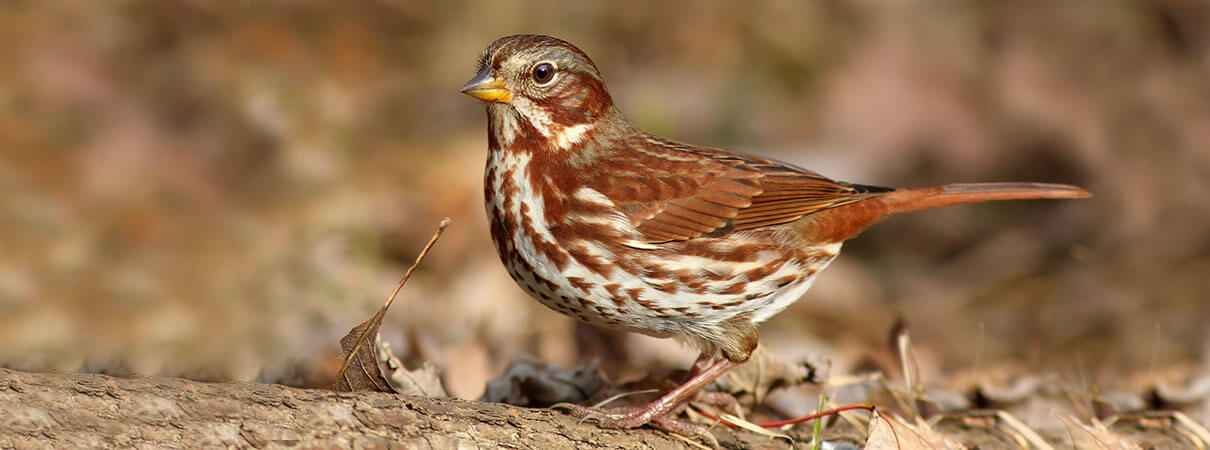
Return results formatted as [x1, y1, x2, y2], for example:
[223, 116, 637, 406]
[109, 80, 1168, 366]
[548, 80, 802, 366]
[625, 147, 894, 243]
[612, 132, 1090, 244]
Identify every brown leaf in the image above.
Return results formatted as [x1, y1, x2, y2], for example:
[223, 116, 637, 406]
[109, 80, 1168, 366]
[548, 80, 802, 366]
[1058, 416, 1140, 450]
[865, 410, 965, 450]
[715, 346, 823, 405]
[479, 356, 605, 407]
[333, 319, 392, 392]
[331, 218, 451, 392]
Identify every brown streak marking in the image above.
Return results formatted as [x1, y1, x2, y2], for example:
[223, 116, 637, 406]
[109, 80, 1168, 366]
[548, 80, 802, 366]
[566, 276, 593, 294]
[718, 282, 747, 296]
[674, 269, 696, 283]
[693, 244, 764, 263]
[531, 271, 559, 293]
[656, 281, 678, 294]
[626, 288, 643, 302]
[636, 299, 663, 312]
[686, 279, 708, 293]
[565, 243, 616, 277]
[601, 284, 625, 306]
[774, 275, 798, 289]
[742, 260, 782, 284]
[609, 296, 626, 309]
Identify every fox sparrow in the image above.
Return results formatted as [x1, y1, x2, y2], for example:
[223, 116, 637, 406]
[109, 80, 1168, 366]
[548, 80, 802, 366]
[461, 35, 1089, 431]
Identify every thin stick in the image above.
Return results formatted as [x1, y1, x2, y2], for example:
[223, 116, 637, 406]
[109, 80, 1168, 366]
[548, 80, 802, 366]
[335, 218, 452, 376]
[382, 218, 452, 310]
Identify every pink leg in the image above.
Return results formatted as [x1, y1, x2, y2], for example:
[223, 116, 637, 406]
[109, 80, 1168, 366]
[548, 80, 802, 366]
[554, 357, 741, 429]
[684, 353, 714, 381]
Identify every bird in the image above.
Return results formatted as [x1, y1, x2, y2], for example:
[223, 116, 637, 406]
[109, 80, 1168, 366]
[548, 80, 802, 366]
[460, 34, 1089, 432]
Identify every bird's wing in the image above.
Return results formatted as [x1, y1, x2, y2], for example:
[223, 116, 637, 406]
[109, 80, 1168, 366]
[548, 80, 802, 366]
[599, 136, 890, 243]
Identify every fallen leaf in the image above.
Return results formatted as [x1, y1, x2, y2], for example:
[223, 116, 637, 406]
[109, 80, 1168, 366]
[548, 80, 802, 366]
[331, 218, 450, 392]
[865, 410, 965, 450]
[1058, 415, 1141, 450]
[378, 336, 447, 397]
[479, 356, 606, 407]
[717, 346, 824, 405]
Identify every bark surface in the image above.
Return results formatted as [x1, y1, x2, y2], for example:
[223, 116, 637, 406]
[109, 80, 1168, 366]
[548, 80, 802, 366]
[0, 368, 810, 449]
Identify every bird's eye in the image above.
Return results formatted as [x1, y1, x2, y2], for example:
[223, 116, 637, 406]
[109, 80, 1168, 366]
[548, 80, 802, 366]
[531, 62, 556, 85]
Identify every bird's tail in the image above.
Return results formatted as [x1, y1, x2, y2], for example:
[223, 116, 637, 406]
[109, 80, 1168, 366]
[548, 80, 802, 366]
[879, 182, 1090, 214]
[803, 182, 1090, 242]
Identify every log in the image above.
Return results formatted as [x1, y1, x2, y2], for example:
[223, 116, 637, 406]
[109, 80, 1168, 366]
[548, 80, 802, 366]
[0, 368, 809, 449]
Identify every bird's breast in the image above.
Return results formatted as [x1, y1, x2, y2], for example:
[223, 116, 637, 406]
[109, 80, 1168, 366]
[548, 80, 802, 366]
[484, 148, 637, 329]
[483, 147, 845, 338]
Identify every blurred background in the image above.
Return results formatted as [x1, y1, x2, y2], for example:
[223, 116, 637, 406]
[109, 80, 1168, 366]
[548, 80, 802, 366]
[1, 0, 1207, 404]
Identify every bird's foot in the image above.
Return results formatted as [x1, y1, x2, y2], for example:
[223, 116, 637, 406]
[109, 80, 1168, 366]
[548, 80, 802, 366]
[692, 390, 745, 420]
[551, 389, 743, 437]
[551, 357, 741, 443]
[551, 402, 716, 443]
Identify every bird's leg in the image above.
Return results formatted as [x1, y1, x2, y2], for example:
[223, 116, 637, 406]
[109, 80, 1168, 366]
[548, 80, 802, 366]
[680, 353, 745, 419]
[684, 352, 715, 382]
[554, 356, 741, 429]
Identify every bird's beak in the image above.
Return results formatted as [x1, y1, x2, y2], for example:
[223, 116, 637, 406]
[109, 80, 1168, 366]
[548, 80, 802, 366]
[460, 66, 512, 103]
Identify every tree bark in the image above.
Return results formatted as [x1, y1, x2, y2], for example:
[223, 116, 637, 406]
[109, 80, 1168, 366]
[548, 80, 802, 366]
[0, 368, 815, 449]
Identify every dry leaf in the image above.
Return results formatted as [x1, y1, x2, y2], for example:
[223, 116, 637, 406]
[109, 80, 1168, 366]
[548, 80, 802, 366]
[1058, 416, 1141, 450]
[716, 346, 823, 405]
[378, 337, 447, 397]
[865, 410, 965, 450]
[479, 356, 606, 407]
[331, 218, 450, 392]
[333, 318, 393, 392]
[1154, 372, 1210, 405]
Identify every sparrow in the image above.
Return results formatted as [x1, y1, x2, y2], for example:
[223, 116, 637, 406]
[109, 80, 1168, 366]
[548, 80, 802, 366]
[461, 34, 1089, 433]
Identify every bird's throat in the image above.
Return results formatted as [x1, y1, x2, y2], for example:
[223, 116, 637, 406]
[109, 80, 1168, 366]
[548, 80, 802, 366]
[487, 102, 597, 153]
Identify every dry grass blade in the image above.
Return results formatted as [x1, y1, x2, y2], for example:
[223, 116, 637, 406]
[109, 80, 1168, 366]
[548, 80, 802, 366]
[718, 413, 793, 442]
[1058, 414, 1140, 450]
[1173, 411, 1210, 447]
[995, 410, 1056, 450]
[895, 321, 922, 420]
[331, 218, 452, 392]
[669, 432, 713, 450]
[589, 389, 659, 408]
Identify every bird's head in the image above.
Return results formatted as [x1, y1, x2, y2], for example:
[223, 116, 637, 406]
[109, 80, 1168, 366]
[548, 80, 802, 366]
[461, 35, 620, 151]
